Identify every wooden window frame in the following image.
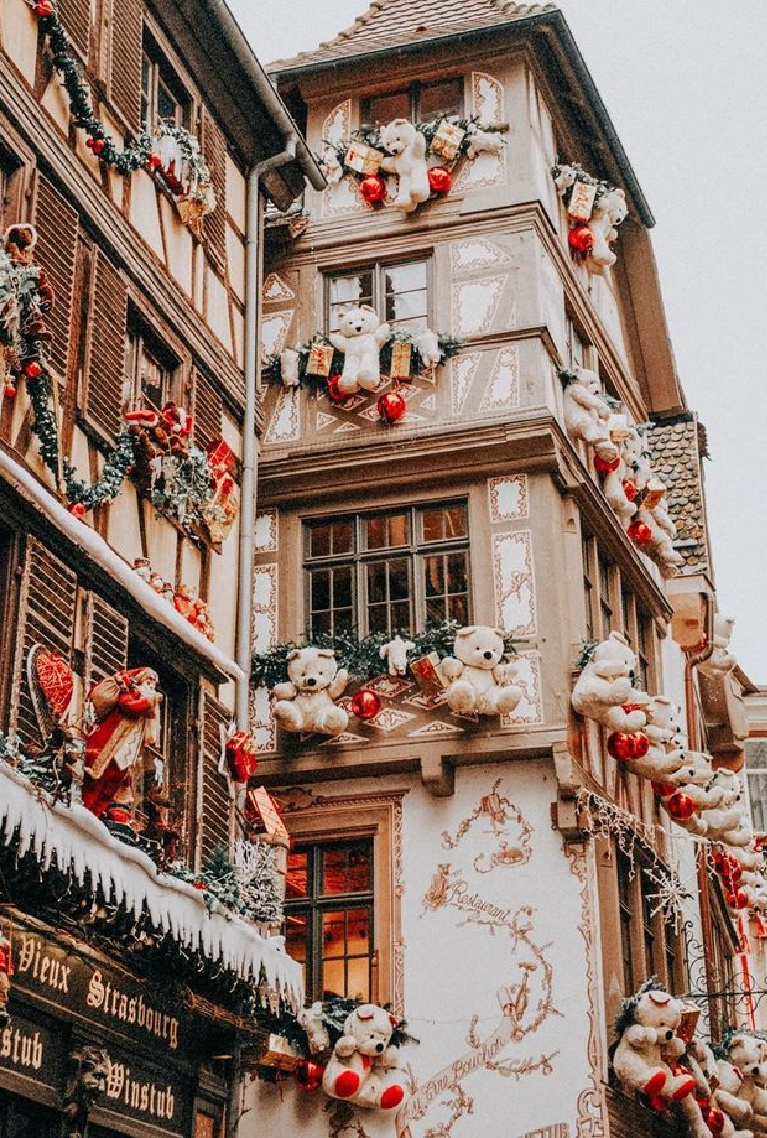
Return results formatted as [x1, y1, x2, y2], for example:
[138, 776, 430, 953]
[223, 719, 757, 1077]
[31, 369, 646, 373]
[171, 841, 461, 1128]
[324, 256, 433, 338]
[0, 525, 22, 728]
[279, 795, 403, 1010]
[124, 310, 182, 413]
[361, 77, 464, 127]
[140, 28, 192, 132]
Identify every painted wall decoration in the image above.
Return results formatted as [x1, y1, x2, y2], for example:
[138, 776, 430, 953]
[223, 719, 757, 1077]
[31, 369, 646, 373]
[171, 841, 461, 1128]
[492, 531, 537, 639]
[454, 74, 508, 191]
[488, 476, 529, 523]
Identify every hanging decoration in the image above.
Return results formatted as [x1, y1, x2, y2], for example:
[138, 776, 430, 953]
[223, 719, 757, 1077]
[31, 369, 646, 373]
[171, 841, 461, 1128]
[350, 688, 381, 721]
[552, 161, 628, 275]
[224, 731, 259, 784]
[613, 980, 696, 1111]
[0, 927, 13, 1029]
[377, 389, 406, 424]
[271, 647, 350, 738]
[441, 625, 523, 718]
[318, 113, 505, 214]
[30, 1, 216, 233]
[322, 1003, 409, 1110]
[131, 560, 216, 640]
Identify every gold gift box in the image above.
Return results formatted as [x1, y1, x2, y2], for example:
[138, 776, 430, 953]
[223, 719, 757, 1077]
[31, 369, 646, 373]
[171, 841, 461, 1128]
[345, 141, 384, 175]
[307, 342, 334, 377]
[390, 341, 412, 381]
[431, 121, 466, 161]
[567, 180, 597, 222]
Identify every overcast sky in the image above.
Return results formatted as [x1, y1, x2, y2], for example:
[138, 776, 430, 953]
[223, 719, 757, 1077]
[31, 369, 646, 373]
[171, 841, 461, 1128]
[229, 0, 767, 681]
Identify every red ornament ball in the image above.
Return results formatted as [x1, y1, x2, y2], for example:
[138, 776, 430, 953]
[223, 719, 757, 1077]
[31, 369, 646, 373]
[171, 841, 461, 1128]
[359, 175, 387, 205]
[428, 166, 452, 195]
[147, 153, 162, 171]
[666, 791, 696, 822]
[24, 360, 42, 379]
[351, 689, 381, 721]
[86, 137, 106, 156]
[607, 732, 636, 762]
[326, 375, 349, 404]
[705, 1110, 725, 1138]
[628, 519, 654, 546]
[568, 225, 593, 254]
[378, 391, 406, 424]
[594, 454, 620, 475]
[632, 732, 650, 758]
[35, 0, 53, 14]
[67, 502, 86, 519]
[4, 382, 17, 399]
[651, 781, 675, 799]
[622, 479, 638, 502]
[295, 1060, 325, 1092]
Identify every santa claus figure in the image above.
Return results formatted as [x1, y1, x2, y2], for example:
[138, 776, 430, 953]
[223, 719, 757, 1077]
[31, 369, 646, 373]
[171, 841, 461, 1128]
[0, 931, 13, 1027]
[82, 668, 163, 829]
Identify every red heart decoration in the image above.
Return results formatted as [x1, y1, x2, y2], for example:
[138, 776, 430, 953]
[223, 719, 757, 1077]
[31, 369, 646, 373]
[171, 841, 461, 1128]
[35, 648, 74, 719]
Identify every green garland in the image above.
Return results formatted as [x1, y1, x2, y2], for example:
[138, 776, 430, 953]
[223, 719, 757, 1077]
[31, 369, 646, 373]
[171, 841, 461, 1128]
[251, 621, 517, 689]
[266, 995, 418, 1060]
[149, 446, 219, 531]
[262, 330, 464, 389]
[551, 160, 617, 212]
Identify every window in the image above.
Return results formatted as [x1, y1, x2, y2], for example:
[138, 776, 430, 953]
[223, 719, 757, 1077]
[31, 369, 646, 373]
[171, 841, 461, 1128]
[582, 529, 595, 640]
[566, 314, 586, 369]
[636, 609, 653, 692]
[665, 916, 681, 994]
[617, 850, 635, 994]
[327, 259, 429, 338]
[641, 881, 656, 978]
[304, 503, 470, 638]
[363, 78, 463, 127]
[710, 908, 737, 1038]
[746, 739, 767, 834]
[285, 839, 374, 1003]
[0, 525, 18, 725]
[141, 36, 190, 130]
[0, 146, 22, 232]
[124, 318, 178, 412]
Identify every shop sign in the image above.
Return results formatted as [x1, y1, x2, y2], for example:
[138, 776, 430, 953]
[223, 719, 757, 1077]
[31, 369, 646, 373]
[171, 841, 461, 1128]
[0, 1010, 58, 1088]
[102, 1048, 193, 1136]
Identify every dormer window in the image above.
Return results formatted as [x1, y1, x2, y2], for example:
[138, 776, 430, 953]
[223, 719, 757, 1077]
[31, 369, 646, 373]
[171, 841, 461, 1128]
[362, 78, 463, 127]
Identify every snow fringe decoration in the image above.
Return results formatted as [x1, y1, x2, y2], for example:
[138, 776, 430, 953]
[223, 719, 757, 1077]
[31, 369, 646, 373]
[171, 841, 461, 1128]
[0, 763, 302, 1008]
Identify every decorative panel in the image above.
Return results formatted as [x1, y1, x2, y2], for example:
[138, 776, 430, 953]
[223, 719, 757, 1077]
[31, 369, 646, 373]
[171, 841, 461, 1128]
[492, 530, 537, 638]
[489, 475, 529, 522]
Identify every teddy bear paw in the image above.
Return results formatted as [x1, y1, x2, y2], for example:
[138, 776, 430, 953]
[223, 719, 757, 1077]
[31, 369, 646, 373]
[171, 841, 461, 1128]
[380, 1084, 406, 1110]
[333, 1070, 361, 1099]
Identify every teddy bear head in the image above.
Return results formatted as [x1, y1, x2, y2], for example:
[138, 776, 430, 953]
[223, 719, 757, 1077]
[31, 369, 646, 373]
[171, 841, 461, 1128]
[286, 647, 339, 693]
[573, 367, 602, 397]
[602, 187, 628, 226]
[590, 632, 636, 681]
[709, 769, 741, 805]
[727, 1033, 767, 1084]
[344, 1004, 397, 1057]
[336, 304, 381, 339]
[380, 118, 418, 155]
[453, 626, 507, 671]
[630, 988, 683, 1040]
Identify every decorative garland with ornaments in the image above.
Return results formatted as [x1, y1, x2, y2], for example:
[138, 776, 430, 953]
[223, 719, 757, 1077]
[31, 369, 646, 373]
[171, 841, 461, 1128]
[319, 114, 505, 213]
[551, 162, 627, 275]
[560, 367, 683, 577]
[29, 0, 215, 233]
[572, 633, 767, 918]
[265, 328, 463, 425]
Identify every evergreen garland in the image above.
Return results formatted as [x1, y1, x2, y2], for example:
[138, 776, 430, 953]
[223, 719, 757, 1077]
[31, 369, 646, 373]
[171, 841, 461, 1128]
[262, 330, 464, 389]
[551, 160, 617, 211]
[266, 995, 418, 1059]
[149, 446, 219, 531]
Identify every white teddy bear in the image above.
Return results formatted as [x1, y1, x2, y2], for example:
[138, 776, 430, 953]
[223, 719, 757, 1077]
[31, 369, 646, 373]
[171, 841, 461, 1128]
[698, 770, 744, 841]
[571, 632, 649, 733]
[699, 616, 738, 678]
[553, 164, 577, 195]
[329, 305, 391, 395]
[379, 634, 415, 678]
[562, 368, 618, 458]
[441, 626, 523, 717]
[380, 119, 430, 213]
[322, 1003, 408, 1111]
[621, 428, 653, 494]
[415, 329, 441, 369]
[465, 122, 504, 160]
[678, 1038, 725, 1138]
[625, 697, 686, 781]
[612, 985, 696, 1110]
[272, 647, 349, 737]
[587, 186, 627, 273]
[690, 1039, 755, 1138]
[635, 503, 683, 577]
[724, 1035, 767, 1133]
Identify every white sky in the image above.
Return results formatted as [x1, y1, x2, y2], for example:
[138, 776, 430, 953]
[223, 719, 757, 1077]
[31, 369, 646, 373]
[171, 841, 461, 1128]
[230, 0, 767, 681]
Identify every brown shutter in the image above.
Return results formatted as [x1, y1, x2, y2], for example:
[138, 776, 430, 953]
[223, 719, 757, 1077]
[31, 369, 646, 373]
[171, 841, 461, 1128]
[10, 538, 78, 747]
[57, 0, 91, 57]
[83, 250, 127, 440]
[201, 108, 227, 274]
[193, 369, 223, 451]
[34, 175, 79, 378]
[109, 0, 143, 136]
[83, 593, 129, 692]
[199, 690, 232, 860]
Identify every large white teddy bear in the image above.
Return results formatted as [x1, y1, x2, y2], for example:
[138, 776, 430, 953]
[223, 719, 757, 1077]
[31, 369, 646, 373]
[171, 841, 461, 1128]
[329, 305, 391, 395]
[725, 1035, 767, 1134]
[625, 697, 685, 781]
[700, 616, 738, 678]
[441, 626, 523, 717]
[689, 1039, 755, 1138]
[602, 447, 638, 529]
[322, 1003, 408, 1111]
[562, 368, 617, 458]
[272, 647, 349, 737]
[572, 632, 649, 732]
[588, 186, 627, 272]
[698, 770, 744, 841]
[612, 986, 696, 1110]
[380, 119, 430, 213]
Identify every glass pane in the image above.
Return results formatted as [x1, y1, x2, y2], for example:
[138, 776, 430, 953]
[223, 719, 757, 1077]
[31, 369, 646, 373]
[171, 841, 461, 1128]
[332, 521, 354, 555]
[347, 845, 372, 892]
[385, 289, 428, 324]
[334, 607, 353, 632]
[347, 909, 370, 956]
[384, 262, 427, 295]
[312, 610, 331, 637]
[445, 505, 467, 539]
[333, 567, 353, 609]
[368, 605, 388, 634]
[391, 602, 411, 630]
[330, 273, 374, 306]
[448, 594, 469, 625]
[367, 562, 387, 605]
[322, 957, 346, 1000]
[311, 570, 330, 612]
[388, 514, 409, 547]
[347, 956, 370, 1002]
[157, 79, 178, 125]
[286, 852, 308, 899]
[419, 78, 462, 121]
[367, 516, 388, 550]
[366, 90, 411, 125]
[424, 554, 445, 597]
[422, 508, 445, 543]
[323, 848, 347, 895]
[285, 912, 308, 962]
[426, 597, 447, 624]
[447, 553, 468, 594]
[310, 525, 331, 559]
[323, 911, 346, 958]
[389, 559, 410, 600]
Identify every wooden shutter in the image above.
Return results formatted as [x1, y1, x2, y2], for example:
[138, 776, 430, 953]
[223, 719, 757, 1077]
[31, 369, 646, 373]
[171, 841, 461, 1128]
[83, 593, 129, 693]
[201, 108, 227, 274]
[199, 690, 232, 860]
[193, 369, 223, 450]
[10, 538, 77, 746]
[34, 175, 79, 378]
[83, 250, 127, 440]
[57, 0, 90, 57]
[109, 0, 143, 136]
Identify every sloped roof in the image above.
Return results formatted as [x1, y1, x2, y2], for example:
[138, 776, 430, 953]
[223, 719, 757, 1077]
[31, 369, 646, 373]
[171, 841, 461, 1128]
[269, 0, 556, 73]
[646, 415, 710, 574]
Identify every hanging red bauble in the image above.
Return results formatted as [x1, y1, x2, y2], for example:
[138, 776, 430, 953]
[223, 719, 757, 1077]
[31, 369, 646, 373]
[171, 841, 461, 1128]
[593, 454, 620, 475]
[631, 732, 650, 758]
[568, 226, 593, 254]
[628, 520, 654, 546]
[326, 375, 349, 404]
[86, 138, 106, 156]
[359, 175, 387, 205]
[666, 791, 695, 822]
[351, 689, 381, 721]
[378, 391, 406, 424]
[705, 1110, 725, 1138]
[67, 503, 86, 518]
[428, 166, 452, 195]
[147, 153, 162, 172]
[4, 381, 16, 399]
[607, 732, 636, 761]
[622, 479, 638, 502]
[727, 888, 749, 910]
[295, 1059, 325, 1092]
[24, 360, 42, 379]
[651, 781, 675, 799]
[35, 0, 53, 14]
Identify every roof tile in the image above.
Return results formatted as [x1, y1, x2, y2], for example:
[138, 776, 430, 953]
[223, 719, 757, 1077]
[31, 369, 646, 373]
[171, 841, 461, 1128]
[646, 416, 710, 573]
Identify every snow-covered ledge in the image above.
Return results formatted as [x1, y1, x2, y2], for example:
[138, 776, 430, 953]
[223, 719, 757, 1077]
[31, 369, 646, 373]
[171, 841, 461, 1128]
[0, 449, 243, 681]
[0, 764, 302, 1008]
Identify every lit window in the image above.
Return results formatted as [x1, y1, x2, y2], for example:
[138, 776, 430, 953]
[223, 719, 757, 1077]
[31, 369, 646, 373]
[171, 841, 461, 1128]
[328, 259, 429, 338]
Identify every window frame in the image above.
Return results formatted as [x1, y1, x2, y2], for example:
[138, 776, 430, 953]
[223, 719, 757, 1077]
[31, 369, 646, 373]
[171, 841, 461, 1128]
[324, 256, 433, 339]
[303, 502, 472, 639]
[140, 31, 192, 132]
[124, 312, 181, 413]
[361, 78, 464, 127]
